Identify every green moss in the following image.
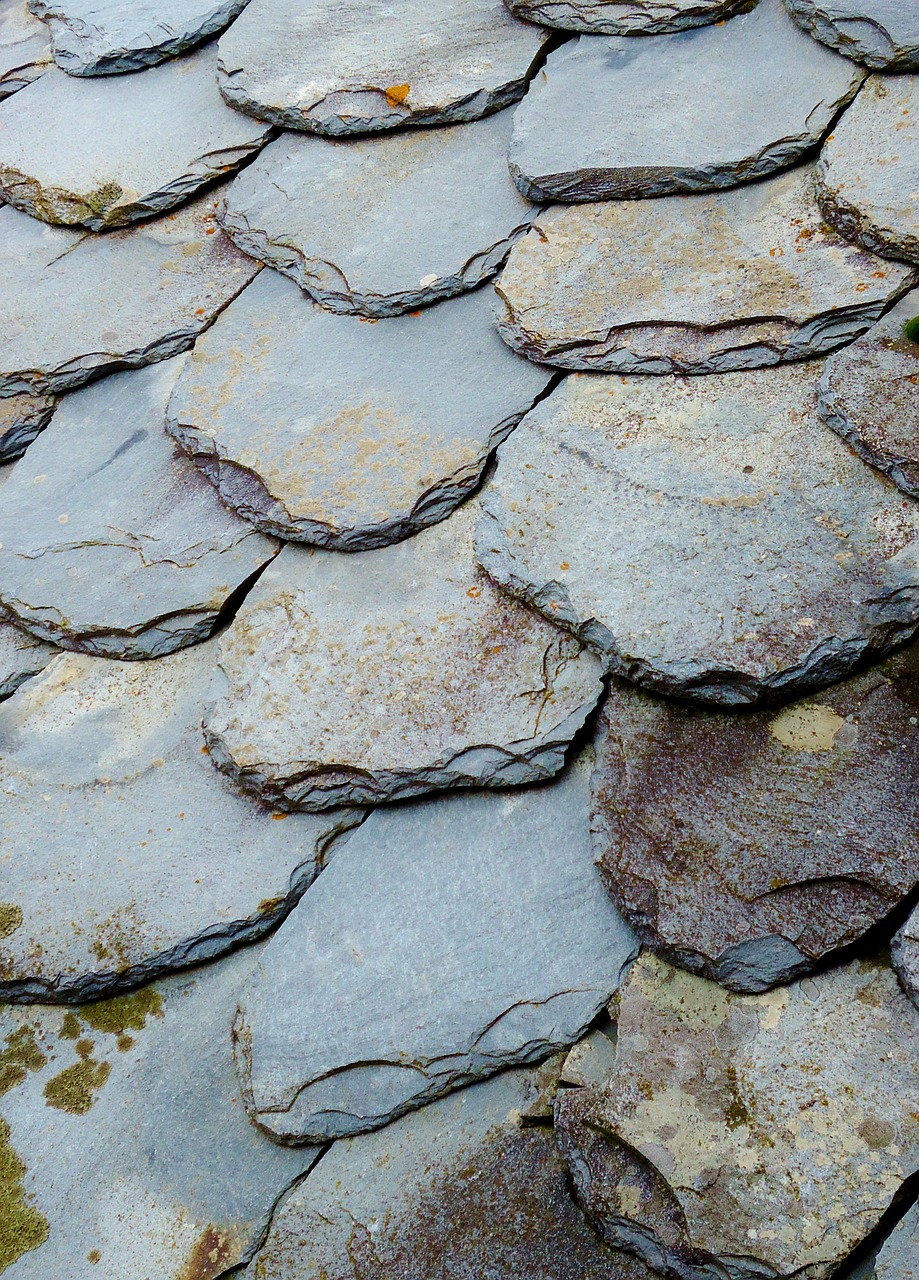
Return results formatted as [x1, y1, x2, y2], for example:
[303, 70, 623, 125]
[79, 988, 163, 1037]
[904, 315, 919, 344]
[0, 1027, 46, 1099]
[0, 904, 23, 941]
[59, 1013, 81, 1041]
[0, 1116, 49, 1270]
[42, 1053, 111, 1116]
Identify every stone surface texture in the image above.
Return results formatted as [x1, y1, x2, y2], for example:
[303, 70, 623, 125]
[555, 953, 919, 1280]
[0, 390, 55, 461]
[591, 646, 919, 992]
[0, 192, 259, 396]
[0, 48, 272, 229]
[234, 749, 637, 1141]
[509, 0, 863, 203]
[507, 0, 754, 35]
[167, 272, 553, 548]
[0, 0, 49, 98]
[876, 1202, 919, 1280]
[496, 164, 914, 374]
[893, 905, 919, 1009]
[0, 619, 56, 701]
[476, 364, 919, 705]
[220, 107, 534, 316]
[785, 0, 919, 70]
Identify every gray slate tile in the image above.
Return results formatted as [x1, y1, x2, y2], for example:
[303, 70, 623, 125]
[0, 48, 272, 229]
[0, 639, 358, 1001]
[29, 0, 251, 75]
[819, 290, 919, 497]
[495, 164, 914, 374]
[204, 499, 604, 809]
[168, 273, 553, 548]
[876, 1202, 919, 1280]
[818, 74, 919, 264]
[785, 0, 919, 71]
[0, 0, 49, 98]
[0, 358, 277, 659]
[509, 0, 863, 202]
[476, 363, 919, 706]
[220, 107, 535, 316]
[0, 389, 55, 461]
[0, 620, 56, 701]
[217, 0, 549, 134]
[507, 0, 753, 35]
[893, 906, 919, 1009]
[0, 192, 259, 397]
[0, 946, 320, 1279]
[234, 748, 637, 1141]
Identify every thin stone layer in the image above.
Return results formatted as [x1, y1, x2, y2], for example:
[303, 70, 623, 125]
[506, 0, 755, 36]
[0, 391, 55, 462]
[818, 75, 919, 264]
[0, 0, 49, 98]
[0, 641, 358, 1002]
[555, 953, 919, 1280]
[0, 49, 272, 230]
[785, 0, 919, 71]
[168, 273, 553, 548]
[234, 748, 637, 1141]
[204, 500, 604, 810]
[496, 164, 914, 374]
[0, 621, 55, 701]
[591, 645, 919, 993]
[819, 291, 919, 498]
[509, 0, 863, 203]
[476, 364, 919, 706]
[220, 107, 534, 317]
[893, 906, 919, 1009]
[29, 0, 252, 75]
[0, 192, 259, 397]
[0, 358, 276, 659]
[217, 0, 548, 134]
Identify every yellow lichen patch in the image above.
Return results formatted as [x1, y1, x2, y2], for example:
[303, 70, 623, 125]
[42, 1046, 111, 1115]
[384, 83, 410, 107]
[0, 1026, 46, 1098]
[0, 904, 23, 941]
[768, 703, 848, 752]
[0, 1116, 49, 1271]
[79, 987, 164, 1037]
[59, 1013, 81, 1041]
[178, 1224, 235, 1280]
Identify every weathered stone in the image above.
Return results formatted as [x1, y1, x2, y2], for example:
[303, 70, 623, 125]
[506, 0, 754, 35]
[29, 0, 251, 75]
[217, 0, 548, 134]
[476, 363, 919, 706]
[876, 1202, 919, 1280]
[0, 193, 259, 397]
[205, 500, 604, 809]
[0, 0, 49, 98]
[234, 748, 637, 1141]
[591, 645, 919, 993]
[893, 905, 919, 1009]
[509, 0, 863, 203]
[0, 390, 55, 462]
[239, 1062, 656, 1280]
[168, 273, 553, 547]
[819, 291, 919, 497]
[0, 640, 359, 1002]
[220, 108, 534, 316]
[555, 952, 919, 1280]
[0, 358, 276, 659]
[0, 946, 320, 1278]
[785, 0, 919, 71]
[0, 50, 272, 230]
[560, 1027, 618, 1087]
[818, 75, 919, 265]
[0, 617, 55, 701]
[496, 164, 913, 374]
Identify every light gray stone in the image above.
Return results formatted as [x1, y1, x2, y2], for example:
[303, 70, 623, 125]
[220, 107, 535, 316]
[0, 0, 49, 98]
[496, 164, 914, 374]
[507, 0, 754, 35]
[819, 290, 919, 497]
[204, 499, 604, 809]
[509, 0, 864, 202]
[0, 390, 55, 461]
[818, 74, 919, 264]
[0, 49, 272, 229]
[785, 0, 919, 71]
[0, 619, 55, 701]
[217, 0, 548, 134]
[234, 748, 637, 1141]
[555, 953, 919, 1280]
[0, 946, 320, 1279]
[167, 273, 553, 547]
[29, 0, 251, 75]
[0, 639, 359, 1002]
[893, 905, 919, 1009]
[0, 192, 259, 397]
[0, 358, 276, 659]
[476, 363, 919, 706]
[877, 1202, 919, 1280]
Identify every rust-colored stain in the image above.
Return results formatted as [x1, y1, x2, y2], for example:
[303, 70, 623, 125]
[178, 1225, 234, 1280]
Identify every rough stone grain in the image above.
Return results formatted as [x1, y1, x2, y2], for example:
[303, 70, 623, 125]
[506, 0, 754, 35]
[0, 0, 49, 98]
[476, 363, 919, 706]
[591, 645, 919, 993]
[204, 499, 604, 809]
[168, 273, 553, 548]
[496, 164, 914, 374]
[819, 290, 919, 497]
[818, 74, 919, 264]
[785, 0, 919, 71]
[893, 905, 919, 1009]
[0, 192, 259, 397]
[555, 952, 919, 1280]
[29, 0, 251, 75]
[0, 946, 320, 1279]
[0, 49, 272, 230]
[220, 107, 534, 316]
[0, 620, 55, 701]
[0, 391, 55, 462]
[0, 640, 359, 1002]
[217, 0, 548, 134]
[509, 0, 863, 203]
[0, 358, 276, 659]
[876, 1202, 919, 1280]
[234, 748, 637, 1141]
